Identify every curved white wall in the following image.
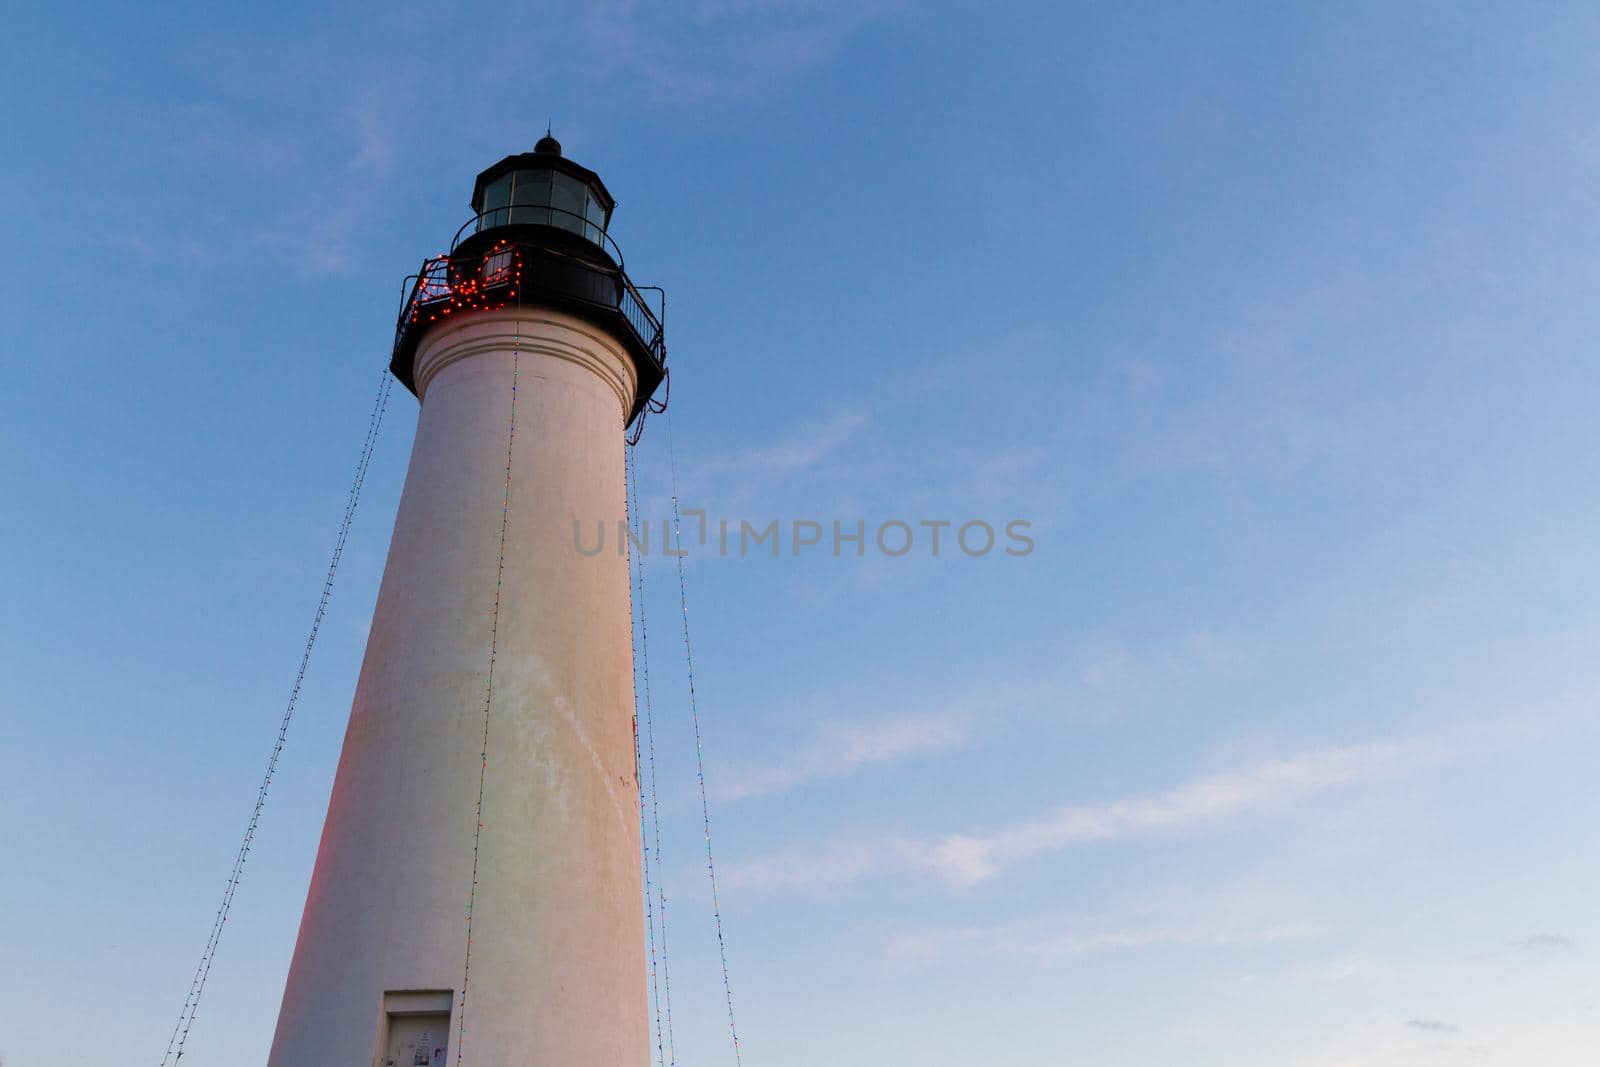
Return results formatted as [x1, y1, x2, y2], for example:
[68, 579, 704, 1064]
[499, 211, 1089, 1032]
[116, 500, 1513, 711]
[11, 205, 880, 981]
[268, 308, 646, 1067]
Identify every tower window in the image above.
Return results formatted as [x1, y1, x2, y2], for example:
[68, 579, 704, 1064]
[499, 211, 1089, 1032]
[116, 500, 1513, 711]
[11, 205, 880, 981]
[483, 249, 513, 286]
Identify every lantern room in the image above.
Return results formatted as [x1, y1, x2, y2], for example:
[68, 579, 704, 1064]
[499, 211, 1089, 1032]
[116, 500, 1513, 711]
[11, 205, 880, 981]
[470, 133, 614, 246]
[389, 134, 666, 427]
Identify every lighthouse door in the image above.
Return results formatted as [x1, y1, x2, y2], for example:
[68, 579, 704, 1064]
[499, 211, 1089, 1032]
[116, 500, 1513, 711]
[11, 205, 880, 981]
[383, 1012, 449, 1067]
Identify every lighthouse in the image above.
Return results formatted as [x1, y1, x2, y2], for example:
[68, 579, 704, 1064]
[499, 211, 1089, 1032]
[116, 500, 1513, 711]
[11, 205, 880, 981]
[267, 136, 665, 1067]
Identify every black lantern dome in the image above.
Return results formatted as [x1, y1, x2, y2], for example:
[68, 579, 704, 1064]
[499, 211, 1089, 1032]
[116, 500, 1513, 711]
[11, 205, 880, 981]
[390, 137, 665, 426]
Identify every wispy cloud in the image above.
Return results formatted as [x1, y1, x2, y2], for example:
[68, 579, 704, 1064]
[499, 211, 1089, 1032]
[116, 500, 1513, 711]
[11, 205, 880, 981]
[703, 409, 872, 479]
[244, 88, 408, 275]
[724, 739, 1441, 891]
[886, 920, 1321, 963]
[573, 0, 898, 107]
[717, 708, 973, 800]
[1404, 1019, 1461, 1034]
[716, 636, 1253, 802]
[742, 410, 871, 473]
[1507, 932, 1574, 952]
[902, 740, 1425, 887]
[722, 841, 887, 892]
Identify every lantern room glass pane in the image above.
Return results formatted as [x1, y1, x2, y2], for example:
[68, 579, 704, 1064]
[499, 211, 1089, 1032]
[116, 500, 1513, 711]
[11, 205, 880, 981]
[479, 175, 512, 231]
[510, 170, 551, 226]
[550, 173, 585, 236]
[584, 193, 606, 243]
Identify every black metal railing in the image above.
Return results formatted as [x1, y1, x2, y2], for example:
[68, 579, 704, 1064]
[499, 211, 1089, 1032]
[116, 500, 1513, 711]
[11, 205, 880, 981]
[462, 205, 608, 250]
[391, 211, 665, 407]
[397, 256, 451, 313]
[451, 206, 623, 264]
[620, 276, 662, 355]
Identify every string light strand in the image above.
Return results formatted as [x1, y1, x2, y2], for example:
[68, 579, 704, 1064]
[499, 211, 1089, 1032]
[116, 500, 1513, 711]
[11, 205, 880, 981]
[628, 444, 679, 1067]
[159, 364, 392, 1066]
[664, 407, 743, 1067]
[455, 316, 521, 1066]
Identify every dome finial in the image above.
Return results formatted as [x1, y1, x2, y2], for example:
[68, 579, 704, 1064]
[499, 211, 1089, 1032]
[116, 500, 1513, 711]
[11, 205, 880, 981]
[535, 126, 561, 156]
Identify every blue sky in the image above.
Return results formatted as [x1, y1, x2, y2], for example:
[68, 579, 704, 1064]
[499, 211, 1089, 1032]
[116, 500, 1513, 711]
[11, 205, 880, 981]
[4, 2, 1600, 1064]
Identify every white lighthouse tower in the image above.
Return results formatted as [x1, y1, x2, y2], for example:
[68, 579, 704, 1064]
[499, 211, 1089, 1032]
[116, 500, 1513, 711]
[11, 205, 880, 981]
[267, 135, 666, 1067]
